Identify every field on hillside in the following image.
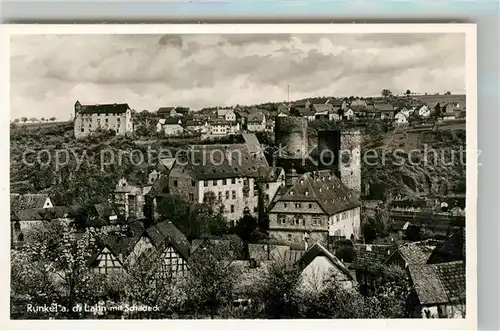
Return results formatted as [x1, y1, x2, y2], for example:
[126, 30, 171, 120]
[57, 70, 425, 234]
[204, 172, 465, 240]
[413, 94, 466, 107]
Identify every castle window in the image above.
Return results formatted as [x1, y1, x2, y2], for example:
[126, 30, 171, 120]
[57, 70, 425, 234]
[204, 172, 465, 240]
[225, 191, 230, 200]
[218, 192, 222, 201]
[230, 205, 235, 213]
[309, 203, 313, 209]
[232, 178, 236, 184]
[191, 180, 196, 187]
[284, 203, 287, 208]
[295, 203, 301, 208]
[287, 234, 292, 242]
[232, 190, 236, 199]
[204, 180, 208, 187]
[266, 184, 269, 189]
[223, 179, 227, 185]
[173, 180, 178, 187]
[253, 206, 258, 213]
[189, 193, 194, 202]
[213, 180, 217, 186]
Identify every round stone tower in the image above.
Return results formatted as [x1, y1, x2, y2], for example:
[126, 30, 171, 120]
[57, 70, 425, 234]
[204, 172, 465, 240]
[274, 116, 309, 159]
[339, 129, 363, 194]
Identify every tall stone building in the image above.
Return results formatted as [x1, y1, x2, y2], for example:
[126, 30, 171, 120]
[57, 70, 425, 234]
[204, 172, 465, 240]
[267, 169, 361, 250]
[317, 129, 362, 194]
[73, 100, 134, 139]
[167, 134, 271, 225]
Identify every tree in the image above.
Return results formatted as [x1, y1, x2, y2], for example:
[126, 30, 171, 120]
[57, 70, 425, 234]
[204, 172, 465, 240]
[234, 214, 258, 242]
[120, 250, 186, 319]
[13, 118, 20, 124]
[405, 89, 411, 97]
[258, 261, 302, 318]
[29, 117, 38, 122]
[381, 89, 393, 99]
[50, 117, 56, 122]
[21, 117, 28, 123]
[41, 117, 46, 122]
[444, 91, 451, 95]
[11, 222, 104, 319]
[182, 241, 237, 318]
[157, 194, 227, 240]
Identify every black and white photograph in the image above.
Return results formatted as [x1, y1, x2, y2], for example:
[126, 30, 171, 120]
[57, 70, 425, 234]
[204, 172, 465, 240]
[4, 24, 476, 327]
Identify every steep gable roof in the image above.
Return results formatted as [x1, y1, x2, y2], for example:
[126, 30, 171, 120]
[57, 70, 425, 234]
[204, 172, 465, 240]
[375, 103, 394, 112]
[157, 107, 175, 115]
[80, 103, 130, 115]
[247, 112, 265, 123]
[409, 261, 465, 305]
[389, 244, 435, 265]
[312, 104, 333, 113]
[145, 221, 190, 260]
[427, 227, 465, 264]
[351, 244, 394, 274]
[299, 242, 354, 280]
[272, 170, 360, 215]
[10, 194, 51, 213]
[176, 143, 270, 180]
[91, 220, 145, 262]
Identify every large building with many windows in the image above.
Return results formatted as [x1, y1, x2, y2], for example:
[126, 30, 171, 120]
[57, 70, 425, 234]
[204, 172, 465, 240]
[73, 100, 134, 139]
[267, 169, 361, 249]
[167, 134, 270, 225]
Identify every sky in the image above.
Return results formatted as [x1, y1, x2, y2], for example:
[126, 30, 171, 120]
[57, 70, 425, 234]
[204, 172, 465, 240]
[10, 33, 465, 120]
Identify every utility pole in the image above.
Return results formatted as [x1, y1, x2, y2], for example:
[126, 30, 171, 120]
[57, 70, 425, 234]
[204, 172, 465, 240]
[288, 85, 290, 103]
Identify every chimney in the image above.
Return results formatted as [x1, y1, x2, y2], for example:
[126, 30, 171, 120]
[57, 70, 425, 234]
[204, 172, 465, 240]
[285, 168, 298, 186]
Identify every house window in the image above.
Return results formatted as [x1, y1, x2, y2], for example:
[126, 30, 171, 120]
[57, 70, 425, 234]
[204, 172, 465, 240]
[230, 205, 235, 213]
[342, 212, 346, 220]
[279, 215, 286, 225]
[173, 180, 178, 187]
[232, 190, 236, 199]
[437, 305, 448, 318]
[223, 179, 227, 185]
[265, 194, 269, 200]
[225, 191, 230, 200]
[213, 180, 217, 186]
[309, 203, 313, 209]
[284, 203, 288, 208]
[218, 192, 222, 201]
[287, 234, 292, 242]
[81, 128, 84, 132]
[232, 178, 236, 184]
[204, 180, 208, 187]
[189, 193, 194, 202]
[17, 233, 24, 242]
[295, 203, 301, 208]
[266, 184, 270, 189]
[191, 180, 196, 187]
[253, 206, 258, 213]
[105, 118, 109, 123]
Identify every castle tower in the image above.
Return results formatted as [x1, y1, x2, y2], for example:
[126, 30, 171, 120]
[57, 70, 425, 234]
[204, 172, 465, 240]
[274, 116, 308, 159]
[339, 130, 362, 194]
[317, 129, 362, 194]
